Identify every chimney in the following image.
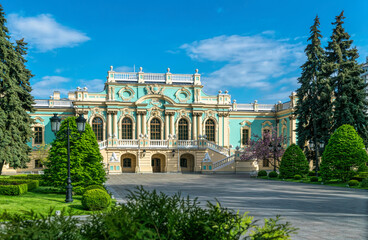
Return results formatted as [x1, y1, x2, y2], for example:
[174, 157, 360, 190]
[53, 91, 60, 100]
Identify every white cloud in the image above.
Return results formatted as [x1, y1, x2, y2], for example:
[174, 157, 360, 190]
[180, 34, 305, 92]
[31, 76, 71, 98]
[78, 79, 105, 93]
[8, 13, 90, 52]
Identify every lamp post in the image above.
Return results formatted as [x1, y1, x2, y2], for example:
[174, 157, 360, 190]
[269, 143, 281, 172]
[50, 113, 86, 203]
[309, 141, 324, 177]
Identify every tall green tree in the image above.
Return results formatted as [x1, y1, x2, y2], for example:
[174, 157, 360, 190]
[295, 15, 332, 151]
[44, 117, 106, 190]
[325, 11, 368, 144]
[0, 5, 35, 175]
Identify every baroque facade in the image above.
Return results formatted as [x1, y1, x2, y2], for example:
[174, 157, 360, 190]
[2, 67, 296, 174]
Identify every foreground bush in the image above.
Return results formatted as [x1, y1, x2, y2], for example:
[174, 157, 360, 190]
[258, 170, 267, 177]
[268, 171, 278, 178]
[294, 175, 302, 180]
[310, 176, 319, 182]
[279, 144, 309, 178]
[84, 184, 105, 193]
[82, 189, 111, 210]
[361, 178, 368, 188]
[347, 180, 359, 187]
[0, 183, 28, 195]
[0, 187, 298, 239]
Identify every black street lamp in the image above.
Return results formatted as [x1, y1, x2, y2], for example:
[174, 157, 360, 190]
[309, 141, 324, 177]
[50, 113, 86, 203]
[269, 142, 281, 172]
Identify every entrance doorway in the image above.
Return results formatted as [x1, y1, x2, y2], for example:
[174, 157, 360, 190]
[120, 153, 137, 173]
[152, 158, 161, 172]
[180, 153, 195, 172]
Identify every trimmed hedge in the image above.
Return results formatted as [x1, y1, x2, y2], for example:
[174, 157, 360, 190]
[0, 179, 39, 190]
[84, 185, 106, 193]
[294, 175, 302, 180]
[361, 178, 368, 188]
[257, 170, 267, 177]
[82, 189, 111, 211]
[268, 171, 278, 178]
[308, 171, 316, 176]
[0, 183, 28, 195]
[310, 176, 318, 182]
[347, 180, 359, 187]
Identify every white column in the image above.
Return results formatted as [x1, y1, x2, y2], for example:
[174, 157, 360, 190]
[107, 113, 112, 138]
[219, 114, 223, 146]
[142, 113, 147, 135]
[113, 112, 117, 138]
[137, 113, 141, 136]
[170, 114, 174, 135]
[193, 114, 197, 139]
[198, 113, 202, 136]
[165, 114, 169, 139]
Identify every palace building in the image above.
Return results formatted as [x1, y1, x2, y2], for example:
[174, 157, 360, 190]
[2, 67, 297, 174]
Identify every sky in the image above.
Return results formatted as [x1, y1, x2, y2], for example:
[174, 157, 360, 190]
[2, 0, 368, 103]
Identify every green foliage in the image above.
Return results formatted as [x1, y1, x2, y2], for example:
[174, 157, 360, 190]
[249, 215, 297, 239]
[0, 183, 28, 195]
[321, 125, 368, 182]
[0, 179, 39, 190]
[310, 176, 319, 182]
[279, 144, 309, 178]
[82, 189, 111, 211]
[294, 175, 302, 180]
[84, 184, 105, 193]
[268, 171, 278, 178]
[361, 178, 368, 188]
[258, 170, 267, 177]
[0, 6, 35, 175]
[308, 171, 316, 176]
[347, 180, 359, 187]
[44, 117, 106, 190]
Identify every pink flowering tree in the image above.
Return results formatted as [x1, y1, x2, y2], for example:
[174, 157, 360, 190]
[240, 127, 289, 171]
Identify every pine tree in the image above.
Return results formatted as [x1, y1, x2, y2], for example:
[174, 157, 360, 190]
[295, 15, 332, 151]
[0, 5, 35, 174]
[44, 117, 107, 191]
[325, 11, 368, 144]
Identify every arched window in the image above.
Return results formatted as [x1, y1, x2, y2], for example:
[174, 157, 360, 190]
[178, 118, 189, 140]
[205, 119, 215, 142]
[121, 117, 133, 139]
[150, 118, 161, 140]
[92, 117, 103, 141]
[242, 129, 249, 145]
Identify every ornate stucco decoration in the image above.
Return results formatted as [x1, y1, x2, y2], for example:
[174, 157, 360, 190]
[118, 86, 135, 101]
[240, 120, 252, 126]
[177, 109, 189, 117]
[145, 84, 165, 95]
[174, 87, 191, 103]
[262, 120, 273, 126]
[204, 110, 215, 119]
[34, 117, 44, 124]
[150, 98, 164, 107]
[109, 152, 119, 162]
[202, 153, 212, 162]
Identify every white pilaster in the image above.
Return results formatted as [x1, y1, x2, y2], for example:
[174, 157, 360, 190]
[137, 113, 141, 135]
[170, 114, 174, 135]
[113, 112, 117, 138]
[142, 113, 147, 135]
[107, 113, 112, 138]
[193, 114, 197, 139]
[165, 114, 169, 139]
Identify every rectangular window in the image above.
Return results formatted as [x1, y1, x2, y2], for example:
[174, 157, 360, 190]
[35, 159, 43, 168]
[180, 158, 187, 168]
[263, 158, 269, 167]
[123, 158, 132, 168]
[242, 129, 249, 145]
[263, 129, 270, 141]
[34, 127, 43, 144]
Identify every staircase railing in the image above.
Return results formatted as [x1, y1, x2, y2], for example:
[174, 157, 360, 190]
[204, 140, 229, 156]
[213, 154, 235, 170]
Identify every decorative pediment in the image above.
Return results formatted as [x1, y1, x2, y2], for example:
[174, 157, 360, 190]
[262, 121, 273, 126]
[202, 153, 212, 162]
[145, 84, 165, 95]
[175, 88, 191, 103]
[240, 120, 252, 126]
[118, 86, 135, 101]
[204, 110, 215, 119]
[119, 108, 133, 116]
[177, 109, 189, 117]
[34, 117, 44, 123]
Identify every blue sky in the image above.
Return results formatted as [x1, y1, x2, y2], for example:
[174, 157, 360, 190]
[2, 0, 368, 103]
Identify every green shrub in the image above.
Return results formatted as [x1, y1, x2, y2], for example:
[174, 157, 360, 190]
[0, 183, 28, 195]
[294, 174, 302, 180]
[73, 186, 85, 195]
[347, 180, 359, 187]
[258, 170, 267, 177]
[310, 176, 318, 182]
[26, 175, 43, 180]
[10, 174, 27, 179]
[84, 185, 105, 193]
[82, 189, 111, 211]
[268, 171, 278, 178]
[279, 144, 309, 178]
[358, 172, 368, 178]
[308, 171, 316, 176]
[321, 125, 368, 182]
[361, 178, 368, 188]
[0, 179, 39, 190]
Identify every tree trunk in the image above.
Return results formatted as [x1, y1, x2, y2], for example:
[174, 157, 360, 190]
[0, 160, 4, 175]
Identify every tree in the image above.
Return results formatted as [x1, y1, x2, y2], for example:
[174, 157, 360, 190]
[320, 124, 368, 182]
[279, 144, 309, 178]
[44, 117, 106, 190]
[325, 11, 368, 144]
[0, 5, 35, 175]
[295, 15, 333, 151]
[241, 127, 288, 170]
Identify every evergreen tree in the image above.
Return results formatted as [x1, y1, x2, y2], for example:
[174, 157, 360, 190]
[325, 11, 368, 144]
[0, 5, 35, 175]
[279, 144, 309, 179]
[44, 117, 106, 191]
[295, 15, 332, 151]
[320, 124, 368, 182]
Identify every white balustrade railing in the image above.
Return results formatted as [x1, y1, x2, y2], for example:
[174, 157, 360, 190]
[213, 155, 235, 170]
[53, 100, 73, 107]
[237, 104, 253, 110]
[282, 101, 291, 110]
[34, 100, 49, 107]
[143, 73, 166, 82]
[171, 74, 193, 83]
[178, 140, 198, 148]
[98, 140, 107, 149]
[111, 71, 195, 84]
[258, 104, 276, 111]
[150, 140, 168, 147]
[114, 73, 138, 81]
[205, 140, 228, 156]
[116, 139, 139, 147]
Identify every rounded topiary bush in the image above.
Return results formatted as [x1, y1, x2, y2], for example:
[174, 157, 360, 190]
[294, 174, 302, 180]
[279, 144, 309, 178]
[310, 176, 318, 182]
[347, 180, 359, 187]
[84, 185, 106, 193]
[268, 171, 278, 178]
[82, 189, 111, 210]
[361, 178, 368, 188]
[257, 170, 267, 177]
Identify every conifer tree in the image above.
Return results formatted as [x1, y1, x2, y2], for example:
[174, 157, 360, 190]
[295, 15, 332, 150]
[0, 5, 35, 174]
[325, 11, 368, 144]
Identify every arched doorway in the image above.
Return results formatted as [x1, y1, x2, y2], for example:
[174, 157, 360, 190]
[120, 153, 137, 173]
[151, 153, 166, 173]
[180, 153, 195, 172]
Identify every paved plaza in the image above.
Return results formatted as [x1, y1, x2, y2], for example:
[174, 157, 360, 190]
[106, 174, 368, 240]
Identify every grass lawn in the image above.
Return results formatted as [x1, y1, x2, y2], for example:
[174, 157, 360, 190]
[0, 187, 92, 216]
